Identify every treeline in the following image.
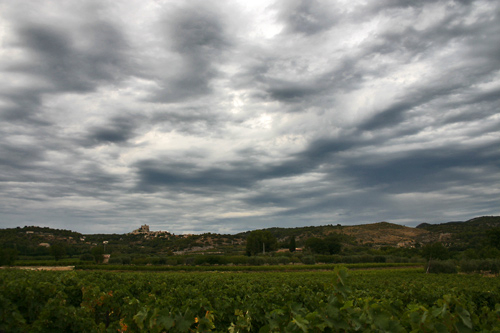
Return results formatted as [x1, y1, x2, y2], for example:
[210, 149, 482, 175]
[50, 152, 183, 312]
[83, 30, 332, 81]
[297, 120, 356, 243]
[99, 253, 419, 267]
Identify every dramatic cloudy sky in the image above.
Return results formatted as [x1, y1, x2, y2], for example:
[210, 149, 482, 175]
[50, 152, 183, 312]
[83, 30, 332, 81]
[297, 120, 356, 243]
[1, 0, 499, 234]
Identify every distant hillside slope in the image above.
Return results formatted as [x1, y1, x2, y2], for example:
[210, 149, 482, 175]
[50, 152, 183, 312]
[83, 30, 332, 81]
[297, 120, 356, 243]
[247, 216, 499, 249]
[339, 222, 429, 247]
[415, 216, 500, 249]
[416, 216, 500, 232]
[239, 222, 430, 248]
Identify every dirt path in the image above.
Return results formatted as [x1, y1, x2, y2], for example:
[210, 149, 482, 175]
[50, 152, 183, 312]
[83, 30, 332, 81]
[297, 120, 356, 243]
[2, 266, 75, 271]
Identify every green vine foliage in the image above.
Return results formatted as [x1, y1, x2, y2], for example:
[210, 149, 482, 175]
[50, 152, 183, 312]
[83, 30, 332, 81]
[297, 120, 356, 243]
[1, 268, 499, 332]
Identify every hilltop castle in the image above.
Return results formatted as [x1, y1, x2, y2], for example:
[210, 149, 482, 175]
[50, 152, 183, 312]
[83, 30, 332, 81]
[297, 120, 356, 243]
[129, 224, 170, 238]
[131, 224, 150, 234]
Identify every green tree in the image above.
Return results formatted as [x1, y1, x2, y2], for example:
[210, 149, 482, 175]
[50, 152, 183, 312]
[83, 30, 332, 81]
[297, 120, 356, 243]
[305, 237, 328, 254]
[324, 234, 342, 254]
[91, 246, 105, 264]
[80, 253, 94, 261]
[305, 236, 342, 255]
[421, 242, 449, 261]
[478, 245, 500, 259]
[289, 236, 296, 252]
[0, 248, 18, 266]
[245, 230, 277, 256]
[488, 227, 500, 250]
[50, 243, 67, 261]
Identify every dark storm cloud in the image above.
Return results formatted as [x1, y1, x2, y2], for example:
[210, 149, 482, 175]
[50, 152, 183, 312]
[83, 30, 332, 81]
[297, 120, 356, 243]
[13, 22, 129, 92]
[443, 87, 500, 123]
[1, 9, 132, 123]
[340, 141, 500, 194]
[133, 122, 499, 209]
[148, 2, 230, 103]
[133, 136, 358, 195]
[243, 183, 338, 211]
[133, 154, 315, 194]
[244, 192, 295, 207]
[367, 0, 453, 13]
[134, 159, 254, 193]
[84, 116, 141, 146]
[240, 56, 362, 108]
[150, 105, 228, 135]
[0, 93, 46, 124]
[297, 137, 358, 162]
[278, 0, 339, 35]
[134, 159, 273, 194]
[363, 3, 500, 66]
[357, 2, 500, 131]
[267, 81, 319, 102]
[0, 142, 45, 174]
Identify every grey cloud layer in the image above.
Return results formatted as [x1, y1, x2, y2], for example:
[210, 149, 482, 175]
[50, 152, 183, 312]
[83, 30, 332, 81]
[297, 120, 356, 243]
[0, 0, 499, 234]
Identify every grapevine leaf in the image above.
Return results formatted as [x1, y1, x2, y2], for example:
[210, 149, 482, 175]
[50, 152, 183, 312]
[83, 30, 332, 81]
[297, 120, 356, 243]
[157, 315, 175, 330]
[456, 307, 473, 329]
[292, 316, 309, 332]
[133, 308, 148, 330]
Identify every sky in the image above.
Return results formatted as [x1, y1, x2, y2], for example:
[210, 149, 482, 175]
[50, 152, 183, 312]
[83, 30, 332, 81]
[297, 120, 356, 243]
[1, 0, 499, 235]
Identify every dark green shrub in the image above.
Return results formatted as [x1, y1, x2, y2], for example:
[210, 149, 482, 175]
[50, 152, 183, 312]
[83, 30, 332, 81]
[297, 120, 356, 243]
[131, 257, 149, 265]
[360, 254, 374, 262]
[426, 260, 457, 274]
[301, 256, 315, 265]
[277, 256, 290, 265]
[265, 257, 279, 265]
[289, 256, 301, 264]
[389, 256, 409, 263]
[184, 257, 196, 266]
[226, 256, 248, 265]
[0, 248, 17, 266]
[194, 255, 227, 266]
[108, 257, 122, 265]
[342, 255, 363, 263]
[121, 256, 131, 265]
[247, 256, 265, 266]
[315, 255, 335, 263]
[148, 257, 162, 265]
[331, 255, 342, 263]
[165, 258, 177, 266]
[460, 260, 479, 273]
[460, 259, 500, 274]
[79, 253, 94, 262]
[478, 259, 499, 274]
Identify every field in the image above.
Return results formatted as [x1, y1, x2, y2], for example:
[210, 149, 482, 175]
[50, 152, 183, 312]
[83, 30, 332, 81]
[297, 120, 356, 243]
[1, 268, 499, 332]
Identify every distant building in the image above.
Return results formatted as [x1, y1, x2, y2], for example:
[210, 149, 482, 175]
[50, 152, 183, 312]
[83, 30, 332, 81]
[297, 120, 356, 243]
[103, 254, 111, 264]
[129, 224, 170, 238]
[131, 224, 150, 234]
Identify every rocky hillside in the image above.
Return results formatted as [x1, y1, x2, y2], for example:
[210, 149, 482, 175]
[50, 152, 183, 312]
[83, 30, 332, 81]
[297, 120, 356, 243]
[335, 222, 429, 247]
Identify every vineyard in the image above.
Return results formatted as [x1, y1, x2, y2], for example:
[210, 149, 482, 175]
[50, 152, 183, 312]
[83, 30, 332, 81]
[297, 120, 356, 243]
[1, 268, 500, 332]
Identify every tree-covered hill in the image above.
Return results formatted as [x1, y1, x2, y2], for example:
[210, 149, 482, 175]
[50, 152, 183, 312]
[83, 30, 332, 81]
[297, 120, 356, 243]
[1, 216, 499, 260]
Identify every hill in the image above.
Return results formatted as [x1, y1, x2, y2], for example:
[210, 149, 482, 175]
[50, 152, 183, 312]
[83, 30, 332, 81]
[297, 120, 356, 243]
[248, 222, 429, 248]
[1, 216, 499, 258]
[415, 216, 500, 250]
[338, 222, 429, 247]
